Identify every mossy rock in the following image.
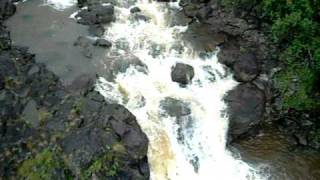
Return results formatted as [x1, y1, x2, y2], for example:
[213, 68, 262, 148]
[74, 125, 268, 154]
[18, 149, 72, 180]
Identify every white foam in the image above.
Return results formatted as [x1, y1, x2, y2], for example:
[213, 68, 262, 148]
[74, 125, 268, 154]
[43, 0, 76, 11]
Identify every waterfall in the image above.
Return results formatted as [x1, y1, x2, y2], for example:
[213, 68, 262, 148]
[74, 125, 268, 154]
[43, 0, 266, 179]
[94, 1, 264, 179]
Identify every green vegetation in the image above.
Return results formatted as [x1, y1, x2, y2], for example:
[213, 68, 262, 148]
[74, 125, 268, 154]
[73, 98, 85, 115]
[39, 108, 52, 125]
[81, 151, 120, 180]
[221, 0, 320, 110]
[18, 149, 71, 180]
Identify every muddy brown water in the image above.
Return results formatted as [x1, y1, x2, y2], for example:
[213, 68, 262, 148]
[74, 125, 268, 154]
[5, 0, 320, 179]
[233, 126, 320, 180]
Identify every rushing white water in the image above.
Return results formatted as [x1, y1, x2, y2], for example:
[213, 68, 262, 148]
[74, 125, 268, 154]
[43, 0, 76, 10]
[90, 1, 265, 179]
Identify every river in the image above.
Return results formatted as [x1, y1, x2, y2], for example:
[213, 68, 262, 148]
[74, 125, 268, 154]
[6, 0, 320, 179]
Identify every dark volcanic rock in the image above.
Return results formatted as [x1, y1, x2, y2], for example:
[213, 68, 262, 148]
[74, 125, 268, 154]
[225, 83, 265, 140]
[217, 40, 241, 67]
[130, 6, 141, 14]
[160, 97, 191, 117]
[103, 104, 149, 157]
[104, 54, 148, 81]
[76, 4, 115, 25]
[94, 38, 112, 48]
[59, 125, 118, 174]
[171, 63, 194, 85]
[233, 52, 260, 82]
[0, 25, 11, 50]
[65, 74, 95, 94]
[0, 53, 17, 76]
[0, 0, 16, 21]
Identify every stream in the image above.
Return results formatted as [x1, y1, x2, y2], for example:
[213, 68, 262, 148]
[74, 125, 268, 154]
[6, 0, 320, 179]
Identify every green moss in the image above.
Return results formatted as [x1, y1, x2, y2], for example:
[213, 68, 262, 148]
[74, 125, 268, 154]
[73, 98, 85, 115]
[18, 149, 70, 180]
[81, 151, 120, 180]
[39, 108, 52, 125]
[4, 77, 16, 89]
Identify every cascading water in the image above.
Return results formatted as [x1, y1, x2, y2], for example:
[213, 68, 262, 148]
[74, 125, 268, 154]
[43, 0, 266, 179]
[43, 0, 77, 10]
[93, 1, 266, 179]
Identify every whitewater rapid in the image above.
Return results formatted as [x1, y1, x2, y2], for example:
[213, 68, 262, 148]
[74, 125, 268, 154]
[44, 0, 267, 179]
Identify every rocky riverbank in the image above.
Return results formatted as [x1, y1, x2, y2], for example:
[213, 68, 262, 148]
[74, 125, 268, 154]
[178, 0, 320, 150]
[0, 0, 149, 179]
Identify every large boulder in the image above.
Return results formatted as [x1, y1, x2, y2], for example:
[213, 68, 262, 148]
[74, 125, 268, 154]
[171, 63, 195, 85]
[233, 52, 260, 82]
[225, 83, 265, 140]
[59, 103, 149, 179]
[76, 4, 115, 25]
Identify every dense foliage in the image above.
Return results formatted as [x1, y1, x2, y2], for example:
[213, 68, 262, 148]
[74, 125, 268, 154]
[221, 0, 320, 110]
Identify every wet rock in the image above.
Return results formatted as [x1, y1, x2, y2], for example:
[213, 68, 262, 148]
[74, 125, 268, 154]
[182, 23, 226, 52]
[27, 65, 40, 75]
[59, 125, 118, 174]
[0, 0, 16, 21]
[94, 39, 112, 48]
[102, 104, 148, 157]
[88, 24, 105, 37]
[217, 40, 241, 67]
[132, 13, 150, 22]
[160, 97, 191, 117]
[76, 4, 115, 25]
[0, 53, 17, 76]
[104, 54, 148, 81]
[195, 6, 212, 22]
[171, 63, 194, 85]
[233, 52, 260, 82]
[65, 74, 95, 94]
[0, 25, 11, 50]
[22, 99, 40, 128]
[225, 83, 265, 140]
[130, 6, 141, 14]
[77, 0, 87, 7]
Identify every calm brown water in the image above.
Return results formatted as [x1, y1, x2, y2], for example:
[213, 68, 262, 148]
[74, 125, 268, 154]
[233, 126, 320, 180]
